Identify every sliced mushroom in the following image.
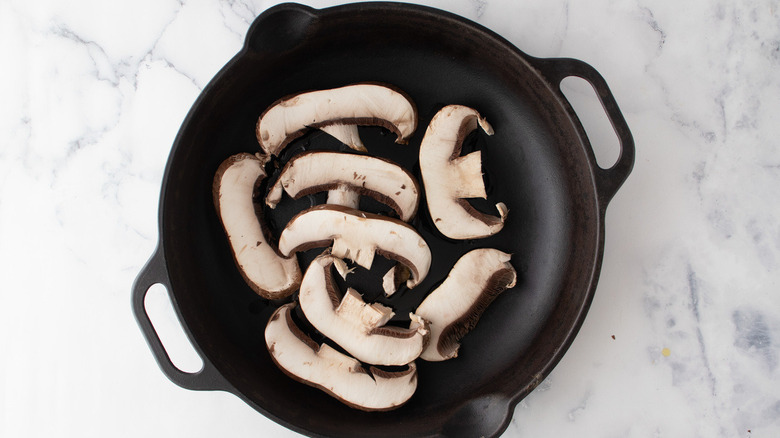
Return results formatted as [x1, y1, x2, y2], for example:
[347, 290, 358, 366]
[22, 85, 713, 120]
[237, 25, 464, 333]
[265, 303, 418, 411]
[382, 264, 411, 297]
[213, 153, 301, 299]
[415, 248, 517, 361]
[266, 151, 420, 221]
[277, 205, 431, 288]
[256, 83, 417, 156]
[299, 252, 429, 366]
[419, 105, 508, 239]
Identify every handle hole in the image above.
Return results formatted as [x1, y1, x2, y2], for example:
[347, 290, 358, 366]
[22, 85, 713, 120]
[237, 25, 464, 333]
[560, 76, 620, 169]
[144, 284, 204, 373]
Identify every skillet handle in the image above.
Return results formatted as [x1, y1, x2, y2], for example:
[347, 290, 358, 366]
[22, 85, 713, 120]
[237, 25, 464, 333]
[244, 3, 318, 54]
[132, 245, 228, 391]
[532, 57, 635, 204]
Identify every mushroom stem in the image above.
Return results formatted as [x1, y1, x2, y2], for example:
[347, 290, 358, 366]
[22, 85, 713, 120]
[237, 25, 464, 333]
[326, 186, 360, 209]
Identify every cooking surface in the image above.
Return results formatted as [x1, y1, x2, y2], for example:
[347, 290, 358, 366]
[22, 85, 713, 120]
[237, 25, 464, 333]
[2, 1, 779, 437]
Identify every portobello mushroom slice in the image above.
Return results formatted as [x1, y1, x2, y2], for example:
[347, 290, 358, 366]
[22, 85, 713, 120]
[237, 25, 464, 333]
[419, 105, 508, 239]
[415, 248, 517, 361]
[299, 252, 429, 366]
[266, 151, 420, 222]
[213, 153, 301, 300]
[265, 303, 418, 411]
[382, 264, 411, 297]
[277, 205, 431, 288]
[256, 83, 418, 156]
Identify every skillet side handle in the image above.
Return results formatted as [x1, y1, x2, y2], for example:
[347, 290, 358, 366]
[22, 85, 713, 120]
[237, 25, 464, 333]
[532, 57, 635, 204]
[132, 245, 228, 392]
[244, 3, 319, 54]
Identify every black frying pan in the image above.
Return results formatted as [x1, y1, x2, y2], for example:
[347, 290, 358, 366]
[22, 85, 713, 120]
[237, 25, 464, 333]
[132, 3, 634, 437]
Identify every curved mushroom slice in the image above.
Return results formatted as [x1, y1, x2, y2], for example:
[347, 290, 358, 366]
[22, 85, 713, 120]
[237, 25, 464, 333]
[419, 105, 508, 239]
[277, 205, 431, 288]
[265, 303, 418, 411]
[213, 153, 301, 299]
[415, 248, 517, 361]
[266, 151, 420, 221]
[299, 253, 429, 366]
[382, 264, 411, 297]
[256, 83, 418, 156]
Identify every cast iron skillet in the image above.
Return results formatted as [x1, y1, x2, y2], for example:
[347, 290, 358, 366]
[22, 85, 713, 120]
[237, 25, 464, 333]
[132, 3, 634, 437]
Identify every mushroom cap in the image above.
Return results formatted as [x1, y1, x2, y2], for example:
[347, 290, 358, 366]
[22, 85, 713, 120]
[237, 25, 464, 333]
[266, 151, 420, 222]
[419, 105, 508, 240]
[415, 248, 517, 361]
[265, 303, 418, 411]
[277, 204, 431, 288]
[213, 153, 301, 299]
[299, 252, 429, 366]
[256, 83, 418, 156]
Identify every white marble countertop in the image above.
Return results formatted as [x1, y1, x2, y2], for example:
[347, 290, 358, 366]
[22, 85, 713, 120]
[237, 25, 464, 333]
[2, 0, 779, 436]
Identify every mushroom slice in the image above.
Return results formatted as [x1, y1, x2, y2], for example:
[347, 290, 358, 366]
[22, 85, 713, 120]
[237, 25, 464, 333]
[265, 303, 418, 411]
[415, 248, 517, 361]
[213, 153, 301, 299]
[256, 83, 418, 156]
[266, 151, 420, 222]
[382, 264, 411, 297]
[299, 252, 429, 366]
[419, 105, 508, 239]
[277, 205, 431, 288]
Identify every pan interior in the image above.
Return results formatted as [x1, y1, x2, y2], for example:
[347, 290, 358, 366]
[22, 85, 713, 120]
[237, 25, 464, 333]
[160, 6, 600, 437]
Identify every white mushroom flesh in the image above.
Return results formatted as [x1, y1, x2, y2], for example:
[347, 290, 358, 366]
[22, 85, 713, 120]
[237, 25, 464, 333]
[266, 151, 420, 221]
[265, 303, 418, 411]
[299, 253, 429, 366]
[415, 248, 517, 361]
[277, 205, 431, 288]
[256, 84, 417, 156]
[419, 105, 508, 239]
[326, 186, 361, 209]
[213, 153, 301, 299]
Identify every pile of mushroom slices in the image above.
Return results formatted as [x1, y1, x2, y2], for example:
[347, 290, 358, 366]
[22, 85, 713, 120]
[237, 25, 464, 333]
[213, 83, 518, 411]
